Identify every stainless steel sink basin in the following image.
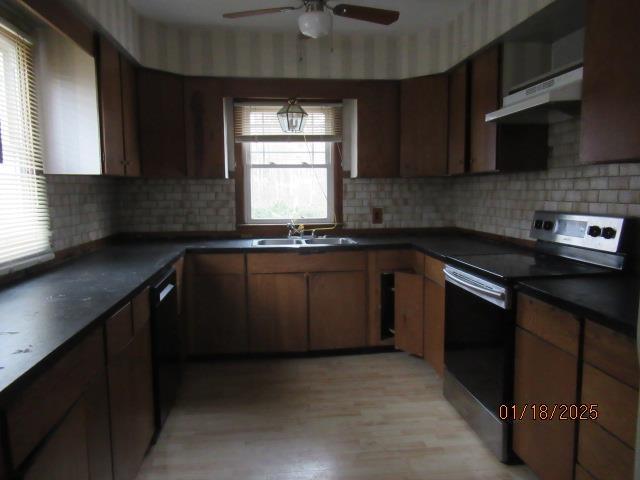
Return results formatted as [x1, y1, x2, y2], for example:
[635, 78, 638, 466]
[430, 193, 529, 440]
[252, 238, 305, 246]
[304, 237, 358, 246]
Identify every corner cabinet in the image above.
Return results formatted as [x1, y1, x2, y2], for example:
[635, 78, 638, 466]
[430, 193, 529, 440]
[137, 69, 188, 177]
[580, 0, 640, 164]
[399, 74, 449, 177]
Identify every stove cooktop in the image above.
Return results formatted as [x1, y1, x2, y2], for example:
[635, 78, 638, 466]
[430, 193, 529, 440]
[447, 252, 613, 282]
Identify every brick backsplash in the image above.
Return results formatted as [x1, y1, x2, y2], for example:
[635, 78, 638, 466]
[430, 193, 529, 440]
[44, 118, 640, 252]
[343, 177, 447, 229]
[46, 175, 118, 251]
[116, 178, 236, 232]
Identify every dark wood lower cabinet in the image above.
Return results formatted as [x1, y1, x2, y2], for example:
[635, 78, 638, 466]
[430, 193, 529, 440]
[84, 372, 113, 480]
[513, 327, 578, 480]
[394, 272, 424, 357]
[188, 274, 248, 354]
[309, 271, 367, 350]
[108, 321, 154, 480]
[22, 400, 90, 480]
[423, 279, 445, 375]
[248, 273, 308, 352]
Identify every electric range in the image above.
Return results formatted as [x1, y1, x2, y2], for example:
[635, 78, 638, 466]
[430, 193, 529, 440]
[441, 211, 631, 462]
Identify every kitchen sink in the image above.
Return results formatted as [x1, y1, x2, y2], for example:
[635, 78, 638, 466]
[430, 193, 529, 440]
[252, 238, 305, 246]
[251, 237, 358, 247]
[304, 237, 358, 246]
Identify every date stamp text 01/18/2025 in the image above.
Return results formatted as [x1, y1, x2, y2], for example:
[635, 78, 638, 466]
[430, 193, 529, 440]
[499, 404, 599, 421]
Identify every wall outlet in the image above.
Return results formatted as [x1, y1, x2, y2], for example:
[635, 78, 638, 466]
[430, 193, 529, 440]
[372, 207, 383, 224]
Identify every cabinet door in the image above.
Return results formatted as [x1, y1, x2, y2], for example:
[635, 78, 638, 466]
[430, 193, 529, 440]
[108, 324, 154, 480]
[581, 0, 640, 164]
[513, 327, 578, 480]
[448, 62, 469, 175]
[357, 82, 400, 177]
[188, 274, 248, 354]
[470, 46, 499, 173]
[84, 372, 113, 480]
[400, 75, 449, 177]
[248, 273, 308, 352]
[423, 279, 445, 375]
[23, 400, 90, 480]
[120, 54, 140, 177]
[98, 36, 125, 176]
[138, 69, 187, 177]
[394, 272, 423, 356]
[184, 77, 226, 178]
[309, 271, 367, 350]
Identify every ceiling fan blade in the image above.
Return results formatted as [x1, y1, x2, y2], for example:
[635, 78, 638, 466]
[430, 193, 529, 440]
[331, 4, 399, 25]
[223, 6, 298, 19]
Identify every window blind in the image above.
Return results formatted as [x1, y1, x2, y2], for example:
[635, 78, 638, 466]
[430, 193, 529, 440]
[0, 22, 52, 274]
[234, 101, 342, 143]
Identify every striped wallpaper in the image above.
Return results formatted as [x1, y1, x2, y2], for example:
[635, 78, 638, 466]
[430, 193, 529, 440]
[68, 0, 555, 79]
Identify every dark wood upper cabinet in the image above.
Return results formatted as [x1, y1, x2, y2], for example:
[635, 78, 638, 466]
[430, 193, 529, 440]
[184, 77, 226, 178]
[357, 81, 400, 178]
[469, 46, 499, 173]
[98, 36, 125, 176]
[580, 0, 640, 164]
[448, 63, 469, 175]
[469, 46, 548, 173]
[120, 54, 141, 177]
[400, 74, 449, 177]
[138, 68, 187, 177]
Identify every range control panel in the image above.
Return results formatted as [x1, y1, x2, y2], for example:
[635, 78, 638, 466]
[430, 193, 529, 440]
[530, 211, 626, 253]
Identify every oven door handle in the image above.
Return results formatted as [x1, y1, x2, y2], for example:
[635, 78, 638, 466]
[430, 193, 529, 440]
[443, 270, 505, 301]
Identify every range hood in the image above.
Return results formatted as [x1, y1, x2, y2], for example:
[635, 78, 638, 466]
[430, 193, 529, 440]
[486, 65, 583, 124]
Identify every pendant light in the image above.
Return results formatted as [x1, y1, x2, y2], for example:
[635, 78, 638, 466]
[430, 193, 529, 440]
[277, 99, 308, 133]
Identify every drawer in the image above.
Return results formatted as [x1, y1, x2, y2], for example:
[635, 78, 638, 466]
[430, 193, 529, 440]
[373, 250, 413, 272]
[516, 294, 580, 355]
[132, 287, 150, 333]
[6, 327, 104, 467]
[106, 303, 133, 359]
[578, 420, 634, 480]
[411, 251, 425, 274]
[247, 251, 367, 274]
[581, 363, 638, 447]
[189, 253, 245, 275]
[584, 320, 638, 388]
[423, 255, 444, 286]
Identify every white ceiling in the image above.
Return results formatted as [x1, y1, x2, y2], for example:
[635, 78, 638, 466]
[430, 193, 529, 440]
[129, 0, 474, 35]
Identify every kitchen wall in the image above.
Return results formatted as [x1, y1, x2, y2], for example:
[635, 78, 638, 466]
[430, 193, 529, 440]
[46, 175, 118, 251]
[68, 0, 553, 79]
[447, 118, 640, 240]
[116, 178, 235, 232]
[45, 117, 640, 251]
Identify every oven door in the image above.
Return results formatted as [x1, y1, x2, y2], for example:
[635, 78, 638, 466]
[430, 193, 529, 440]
[444, 265, 513, 414]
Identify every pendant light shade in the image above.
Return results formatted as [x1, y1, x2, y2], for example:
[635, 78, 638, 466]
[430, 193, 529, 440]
[277, 99, 308, 133]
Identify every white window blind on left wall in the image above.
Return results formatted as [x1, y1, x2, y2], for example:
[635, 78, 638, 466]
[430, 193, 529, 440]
[0, 21, 52, 275]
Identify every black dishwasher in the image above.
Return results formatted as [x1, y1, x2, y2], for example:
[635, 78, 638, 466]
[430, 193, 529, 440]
[150, 267, 181, 440]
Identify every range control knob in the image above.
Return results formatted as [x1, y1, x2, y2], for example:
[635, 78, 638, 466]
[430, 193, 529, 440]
[588, 226, 602, 237]
[602, 227, 617, 239]
[534, 220, 543, 229]
[543, 221, 554, 231]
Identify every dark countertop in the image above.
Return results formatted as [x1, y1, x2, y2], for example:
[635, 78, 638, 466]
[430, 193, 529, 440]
[0, 232, 636, 401]
[517, 275, 639, 338]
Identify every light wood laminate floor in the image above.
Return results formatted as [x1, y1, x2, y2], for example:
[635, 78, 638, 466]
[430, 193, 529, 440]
[137, 353, 537, 480]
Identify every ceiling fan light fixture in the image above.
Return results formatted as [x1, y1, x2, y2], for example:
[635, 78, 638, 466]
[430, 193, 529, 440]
[277, 99, 308, 133]
[298, 10, 332, 39]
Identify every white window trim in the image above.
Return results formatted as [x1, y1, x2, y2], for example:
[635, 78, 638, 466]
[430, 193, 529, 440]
[243, 143, 335, 225]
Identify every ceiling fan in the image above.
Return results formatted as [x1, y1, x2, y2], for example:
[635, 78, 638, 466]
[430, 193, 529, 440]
[222, 1, 400, 39]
